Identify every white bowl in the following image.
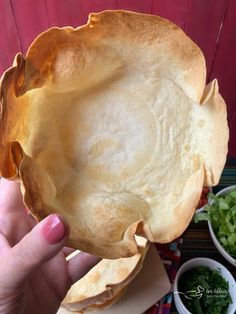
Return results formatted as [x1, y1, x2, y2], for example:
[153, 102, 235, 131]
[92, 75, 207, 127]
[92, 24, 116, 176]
[208, 186, 236, 267]
[173, 258, 236, 314]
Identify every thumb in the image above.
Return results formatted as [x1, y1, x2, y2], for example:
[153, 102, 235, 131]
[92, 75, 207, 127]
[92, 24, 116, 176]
[4, 214, 68, 288]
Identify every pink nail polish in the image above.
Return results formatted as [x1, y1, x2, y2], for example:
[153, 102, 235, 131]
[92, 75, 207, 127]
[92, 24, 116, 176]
[42, 214, 66, 244]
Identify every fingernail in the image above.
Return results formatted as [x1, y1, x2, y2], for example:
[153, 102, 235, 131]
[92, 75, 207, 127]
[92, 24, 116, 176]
[42, 214, 67, 245]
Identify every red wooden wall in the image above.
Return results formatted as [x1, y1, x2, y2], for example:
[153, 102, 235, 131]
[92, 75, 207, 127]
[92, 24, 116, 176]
[0, 0, 235, 157]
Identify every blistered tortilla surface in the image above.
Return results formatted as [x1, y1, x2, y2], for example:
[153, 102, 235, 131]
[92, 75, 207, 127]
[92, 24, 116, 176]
[0, 10, 229, 258]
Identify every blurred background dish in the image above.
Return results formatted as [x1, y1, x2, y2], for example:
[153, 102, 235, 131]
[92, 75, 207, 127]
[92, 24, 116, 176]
[208, 186, 236, 267]
[195, 186, 236, 267]
[173, 257, 236, 314]
[196, 186, 212, 211]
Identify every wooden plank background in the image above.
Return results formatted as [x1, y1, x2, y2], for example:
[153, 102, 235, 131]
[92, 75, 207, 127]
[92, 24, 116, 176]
[0, 0, 235, 156]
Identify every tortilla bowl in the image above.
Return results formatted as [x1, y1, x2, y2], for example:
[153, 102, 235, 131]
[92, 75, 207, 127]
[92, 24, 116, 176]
[62, 236, 148, 312]
[0, 10, 228, 258]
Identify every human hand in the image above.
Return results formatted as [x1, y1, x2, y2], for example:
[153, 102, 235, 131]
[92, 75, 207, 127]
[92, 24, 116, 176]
[0, 178, 100, 314]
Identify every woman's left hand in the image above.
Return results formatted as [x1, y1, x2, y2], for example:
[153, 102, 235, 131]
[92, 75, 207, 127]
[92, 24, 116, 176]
[0, 178, 100, 314]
